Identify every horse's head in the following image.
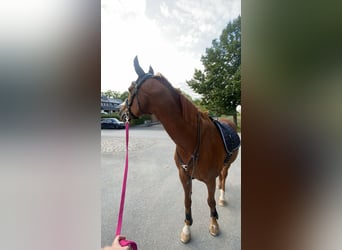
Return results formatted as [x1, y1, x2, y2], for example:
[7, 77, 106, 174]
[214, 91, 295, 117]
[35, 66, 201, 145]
[119, 56, 154, 121]
[119, 81, 139, 121]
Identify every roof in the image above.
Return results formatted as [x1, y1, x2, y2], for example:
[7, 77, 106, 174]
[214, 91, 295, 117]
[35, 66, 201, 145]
[101, 96, 122, 104]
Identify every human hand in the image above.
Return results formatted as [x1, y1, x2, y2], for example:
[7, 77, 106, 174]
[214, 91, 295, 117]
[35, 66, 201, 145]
[102, 235, 132, 250]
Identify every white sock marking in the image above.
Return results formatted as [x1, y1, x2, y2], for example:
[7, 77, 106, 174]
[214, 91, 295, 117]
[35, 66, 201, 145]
[219, 189, 225, 201]
[182, 224, 190, 235]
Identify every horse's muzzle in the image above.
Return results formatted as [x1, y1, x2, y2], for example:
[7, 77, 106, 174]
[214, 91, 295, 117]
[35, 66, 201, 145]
[119, 108, 129, 122]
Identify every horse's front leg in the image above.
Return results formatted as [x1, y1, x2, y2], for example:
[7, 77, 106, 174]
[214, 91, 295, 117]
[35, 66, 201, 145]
[178, 168, 193, 244]
[207, 178, 220, 236]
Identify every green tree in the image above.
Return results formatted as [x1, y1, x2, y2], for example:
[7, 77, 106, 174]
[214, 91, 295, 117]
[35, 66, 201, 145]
[119, 91, 129, 101]
[187, 16, 241, 125]
[101, 90, 121, 99]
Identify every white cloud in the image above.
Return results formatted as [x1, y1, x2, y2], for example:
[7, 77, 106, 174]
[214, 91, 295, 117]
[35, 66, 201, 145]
[153, 0, 240, 54]
[160, 2, 170, 18]
[101, 0, 159, 92]
[177, 33, 199, 49]
[101, 0, 240, 97]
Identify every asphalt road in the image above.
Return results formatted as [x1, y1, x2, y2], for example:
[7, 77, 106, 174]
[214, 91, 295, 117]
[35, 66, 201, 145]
[101, 124, 241, 250]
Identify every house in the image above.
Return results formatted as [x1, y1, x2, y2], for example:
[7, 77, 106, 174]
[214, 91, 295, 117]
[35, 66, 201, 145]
[101, 96, 123, 114]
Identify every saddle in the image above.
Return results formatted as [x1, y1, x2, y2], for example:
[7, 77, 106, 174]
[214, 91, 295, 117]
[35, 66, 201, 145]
[211, 118, 240, 163]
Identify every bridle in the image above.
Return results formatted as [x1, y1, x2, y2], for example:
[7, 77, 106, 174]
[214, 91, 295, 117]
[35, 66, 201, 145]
[124, 55, 155, 121]
[125, 73, 154, 120]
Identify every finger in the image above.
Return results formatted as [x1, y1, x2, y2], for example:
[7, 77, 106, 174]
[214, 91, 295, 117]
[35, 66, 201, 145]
[118, 235, 126, 240]
[116, 235, 126, 241]
[113, 236, 120, 246]
[113, 235, 126, 246]
[113, 235, 124, 245]
[113, 236, 119, 245]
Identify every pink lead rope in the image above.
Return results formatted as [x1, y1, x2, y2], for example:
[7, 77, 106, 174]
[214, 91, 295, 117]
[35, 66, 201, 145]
[115, 121, 138, 250]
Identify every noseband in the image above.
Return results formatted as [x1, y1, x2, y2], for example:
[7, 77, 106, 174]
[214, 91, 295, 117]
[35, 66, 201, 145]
[127, 73, 154, 119]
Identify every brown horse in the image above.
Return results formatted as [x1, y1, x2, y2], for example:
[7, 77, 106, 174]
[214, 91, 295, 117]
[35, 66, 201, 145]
[119, 56, 240, 243]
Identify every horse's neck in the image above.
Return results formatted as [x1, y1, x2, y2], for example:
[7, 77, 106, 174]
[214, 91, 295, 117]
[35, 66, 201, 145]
[152, 93, 198, 156]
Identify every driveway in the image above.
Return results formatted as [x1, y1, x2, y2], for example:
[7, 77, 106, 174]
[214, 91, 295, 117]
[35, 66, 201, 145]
[101, 124, 241, 250]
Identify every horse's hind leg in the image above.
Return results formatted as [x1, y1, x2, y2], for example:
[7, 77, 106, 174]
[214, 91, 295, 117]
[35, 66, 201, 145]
[179, 169, 193, 244]
[206, 178, 220, 236]
[218, 166, 229, 206]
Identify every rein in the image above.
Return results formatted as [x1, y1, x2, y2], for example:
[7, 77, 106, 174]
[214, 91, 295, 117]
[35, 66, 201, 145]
[114, 119, 138, 250]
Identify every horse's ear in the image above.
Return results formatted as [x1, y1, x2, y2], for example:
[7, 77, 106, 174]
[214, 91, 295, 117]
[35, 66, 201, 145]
[148, 65, 154, 75]
[134, 56, 145, 77]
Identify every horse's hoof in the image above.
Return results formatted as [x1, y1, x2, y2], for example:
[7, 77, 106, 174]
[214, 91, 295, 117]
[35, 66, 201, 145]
[218, 199, 226, 206]
[180, 232, 191, 244]
[209, 224, 220, 236]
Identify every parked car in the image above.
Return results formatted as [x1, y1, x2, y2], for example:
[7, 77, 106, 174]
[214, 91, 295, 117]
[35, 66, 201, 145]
[101, 118, 125, 129]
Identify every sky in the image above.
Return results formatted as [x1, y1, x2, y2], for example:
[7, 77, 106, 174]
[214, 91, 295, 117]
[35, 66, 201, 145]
[101, 0, 240, 98]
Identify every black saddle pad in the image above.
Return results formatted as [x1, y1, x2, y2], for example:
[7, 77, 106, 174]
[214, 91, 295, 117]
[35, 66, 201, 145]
[212, 119, 240, 155]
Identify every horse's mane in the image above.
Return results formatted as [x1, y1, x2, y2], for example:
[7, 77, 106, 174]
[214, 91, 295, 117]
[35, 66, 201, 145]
[153, 73, 210, 122]
[152, 73, 179, 97]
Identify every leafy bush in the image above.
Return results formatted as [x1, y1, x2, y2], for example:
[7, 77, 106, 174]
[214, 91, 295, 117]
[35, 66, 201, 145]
[101, 113, 121, 120]
[130, 115, 151, 126]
